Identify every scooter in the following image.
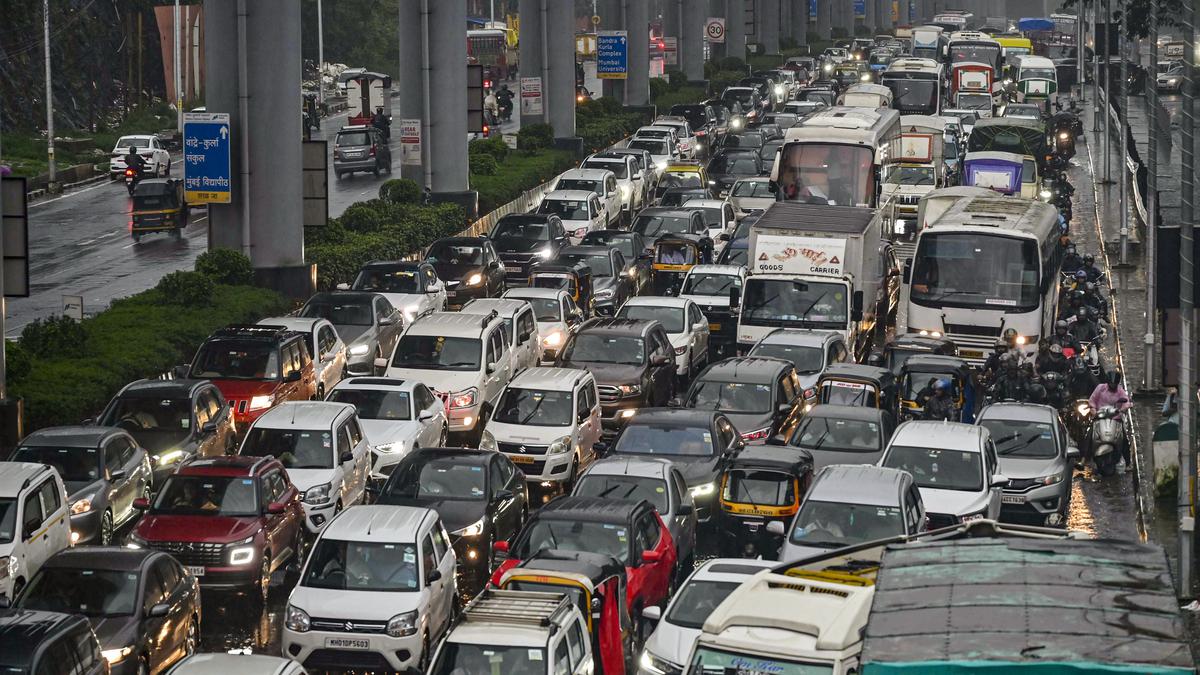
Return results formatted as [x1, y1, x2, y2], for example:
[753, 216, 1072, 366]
[1086, 402, 1127, 477]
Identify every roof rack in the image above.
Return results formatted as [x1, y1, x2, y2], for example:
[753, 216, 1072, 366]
[478, 309, 500, 329]
[20, 464, 51, 490]
[460, 589, 573, 632]
[211, 325, 291, 339]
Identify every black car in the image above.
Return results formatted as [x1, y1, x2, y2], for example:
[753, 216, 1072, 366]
[668, 103, 716, 153]
[737, 77, 775, 109]
[719, 132, 766, 153]
[604, 408, 743, 522]
[97, 379, 238, 486]
[778, 404, 896, 471]
[490, 214, 571, 286]
[377, 448, 528, 574]
[683, 357, 805, 445]
[552, 245, 635, 316]
[0, 609, 106, 675]
[631, 208, 709, 251]
[706, 149, 765, 197]
[720, 88, 762, 122]
[580, 229, 652, 294]
[702, 97, 737, 140]
[12, 548, 199, 674]
[11, 427, 152, 546]
[424, 236, 506, 309]
[657, 186, 710, 207]
[797, 86, 837, 106]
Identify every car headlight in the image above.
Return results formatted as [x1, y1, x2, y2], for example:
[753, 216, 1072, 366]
[285, 604, 311, 632]
[656, 160, 668, 170]
[480, 430, 497, 452]
[823, 64, 833, 72]
[741, 427, 771, 441]
[70, 494, 95, 515]
[548, 435, 573, 455]
[450, 388, 477, 409]
[348, 343, 370, 357]
[774, 85, 785, 96]
[594, 288, 614, 300]
[1035, 474, 1063, 486]
[228, 536, 256, 565]
[465, 273, 484, 287]
[125, 533, 147, 550]
[1076, 402, 1090, 416]
[618, 383, 641, 396]
[538, 246, 554, 260]
[640, 650, 677, 675]
[543, 330, 564, 347]
[454, 517, 486, 537]
[707, 180, 717, 185]
[375, 440, 404, 454]
[155, 449, 185, 466]
[917, 329, 943, 337]
[619, 409, 637, 419]
[730, 118, 743, 129]
[860, 73, 871, 82]
[1014, 335, 1028, 346]
[102, 646, 134, 665]
[690, 482, 715, 497]
[248, 394, 274, 411]
[387, 610, 419, 637]
[303, 482, 334, 506]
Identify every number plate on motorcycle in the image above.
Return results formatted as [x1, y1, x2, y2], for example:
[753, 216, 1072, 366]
[1001, 495, 1025, 505]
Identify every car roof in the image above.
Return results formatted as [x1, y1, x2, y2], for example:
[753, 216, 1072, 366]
[560, 168, 615, 180]
[405, 447, 495, 466]
[306, 290, 378, 303]
[682, 199, 726, 209]
[259, 317, 323, 334]
[635, 207, 698, 218]
[622, 296, 688, 309]
[559, 245, 612, 257]
[167, 654, 301, 675]
[976, 402, 1059, 424]
[626, 407, 716, 427]
[324, 504, 433, 540]
[253, 401, 354, 428]
[804, 404, 890, 423]
[178, 455, 275, 477]
[332, 376, 419, 393]
[535, 495, 647, 524]
[407, 311, 502, 336]
[900, 354, 970, 372]
[583, 455, 674, 479]
[686, 264, 744, 276]
[504, 287, 565, 300]
[461, 298, 532, 317]
[42, 546, 159, 572]
[759, 328, 841, 347]
[0, 610, 86, 667]
[118, 378, 209, 398]
[510, 367, 591, 392]
[362, 260, 424, 271]
[578, 317, 658, 336]
[891, 421, 986, 449]
[697, 356, 791, 382]
[690, 558, 777, 583]
[543, 190, 598, 201]
[20, 425, 121, 448]
[0, 463, 55, 495]
[431, 236, 487, 247]
[808, 464, 911, 505]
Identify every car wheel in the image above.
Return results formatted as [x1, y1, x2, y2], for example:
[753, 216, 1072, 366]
[439, 425, 449, 447]
[136, 656, 150, 675]
[163, 160, 171, 177]
[257, 552, 272, 604]
[99, 510, 114, 546]
[418, 632, 431, 672]
[184, 616, 198, 656]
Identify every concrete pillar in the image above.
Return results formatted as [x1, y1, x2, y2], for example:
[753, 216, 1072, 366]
[816, 0, 831, 40]
[517, 0, 546, 126]
[878, 0, 893, 30]
[727, 0, 747, 60]
[709, 0, 727, 59]
[601, 0, 624, 102]
[546, 0, 576, 139]
[866, 0, 877, 34]
[682, 0, 707, 80]
[429, 0, 469, 196]
[397, 1, 424, 184]
[663, 0, 681, 41]
[794, 0, 809, 46]
[781, 0, 793, 42]
[626, 0, 651, 105]
[761, 0, 781, 53]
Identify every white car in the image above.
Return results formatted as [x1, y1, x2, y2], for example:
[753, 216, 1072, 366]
[326, 377, 448, 480]
[653, 116, 697, 159]
[459, 297, 540, 374]
[616, 297, 711, 379]
[0, 463, 70, 601]
[341, 260, 447, 325]
[728, 177, 775, 217]
[109, 134, 172, 176]
[503, 287, 585, 364]
[604, 147, 657, 206]
[682, 198, 737, 250]
[580, 153, 643, 214]
[258, 316, 347, 399]
[536, 190, 608, 244]
[237, 401, 372, 533]
[165, 654, 306, 675]
[283, 505, 457, 672]
[640, 558, 775, 674]
[626, 136, 676, 172]
[554, 168, 622, 224]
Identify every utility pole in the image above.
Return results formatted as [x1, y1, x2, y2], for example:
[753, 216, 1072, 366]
[43, 0, 55, 188]
[1118, 13, 1128, 266]
[1177, 0, 1197, 599]
[175, 0, 184, 132]
[1145, 0, 1159, 391]
[317, 0, 326, 105]
[1101, 0, 1111, 185]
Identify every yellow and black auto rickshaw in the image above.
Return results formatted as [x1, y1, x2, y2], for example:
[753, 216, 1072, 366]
[815, 363, 899, 414]
[718, 445, 814, 559]
[130, 178, 189, 242]
[529, 261, 594, 316]
[651, 233, 712, 295]
[898, 354, 977, 423]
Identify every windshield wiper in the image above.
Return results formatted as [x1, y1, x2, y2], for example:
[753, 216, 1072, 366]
[997, 432, 1045, 455]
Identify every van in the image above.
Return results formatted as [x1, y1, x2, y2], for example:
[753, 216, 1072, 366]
[459, 298, 540, 375]
[0, 463, 71, 600]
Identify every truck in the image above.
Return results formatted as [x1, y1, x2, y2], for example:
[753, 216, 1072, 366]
[882, 115, 947, 239]
[737, 202, 895, 362]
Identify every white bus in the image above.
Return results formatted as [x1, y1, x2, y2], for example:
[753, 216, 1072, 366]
[772, 106, 901, 208]
[881, 57, 944, 115]
[931, 12, 971, 33]
[902, 195, 1062, 363]
[1010, 54, 1059, 109]
[911, 25, 947, 61]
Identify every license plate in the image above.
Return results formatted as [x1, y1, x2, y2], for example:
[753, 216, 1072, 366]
[1001, 495, 1025, 505]
[709, 323, 722, 331]
[186, 566, 205, 577]
[446, 291, 457, 298]
[961, 349, 984, 359]
[325, 637, 370, 650]
[744, 521, 762, 532]
[509, 455, 535, 464]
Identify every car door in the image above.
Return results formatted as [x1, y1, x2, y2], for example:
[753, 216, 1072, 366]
[649, 330, 675, 397]
[374, 297, 402, 354]
[495, 456, 526, 539]
[485, 327, 512, 404]
[984, 440, 1003, 518]
[420, 530, 447, 636]
[514, 307, 537, 372]
[420, 265, 448, 313]
[670, 468, 697, 556]
[414, 385, 447, 447]
[604, 175, 621, 216]
[347, 415, 371, 499]
[100, 438, 133, 521]
[266, 471, 303, 558]
[575, 381, 601, 458]
[484, 243, 505, 294]
[334, 421, 361, 506]
[153, 557, 193, 664]
[687, 302, 710, 357]
[140, 561, 172, 671]
[316, 322, 346, 395]
[487, 459, 518, 540]
[635, 511, 671, 604]
[201, 386, 235, 456]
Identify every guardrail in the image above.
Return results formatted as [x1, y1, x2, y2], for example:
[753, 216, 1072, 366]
[456, 175, 560, 239]
[1097, 85, 1150, 228]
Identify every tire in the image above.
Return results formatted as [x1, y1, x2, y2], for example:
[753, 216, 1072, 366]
[1096, 451, 1118, 477]
[417, 633, 431, 672]
[99, 510, 114, 546]
[256, 552, 272, 604]
[335, 171, 344, 180]
[132, 234, 142, 243]
[184, 616, 198, 657]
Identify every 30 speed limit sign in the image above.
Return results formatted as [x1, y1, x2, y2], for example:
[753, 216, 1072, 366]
[705, 17, 725, 43]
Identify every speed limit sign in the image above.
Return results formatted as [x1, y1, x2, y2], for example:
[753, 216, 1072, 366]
[705, 17, 726, 43]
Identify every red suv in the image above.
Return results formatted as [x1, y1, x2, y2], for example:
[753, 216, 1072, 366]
[183, 325, 318, 428]
[491, 495, 677, 618]
[127, 456, 305, 601]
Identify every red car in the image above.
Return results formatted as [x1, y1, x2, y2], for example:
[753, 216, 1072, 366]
[182, 325, 318, 428]
[127, 456, 305, 601]
[491, 496, 677, 618]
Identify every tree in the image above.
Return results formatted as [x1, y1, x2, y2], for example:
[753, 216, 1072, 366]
[1060, 0, 1185, 41]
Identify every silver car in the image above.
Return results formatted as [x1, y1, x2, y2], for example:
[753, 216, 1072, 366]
[298, 291, 404, 376]
[976, 402, 1077, 527]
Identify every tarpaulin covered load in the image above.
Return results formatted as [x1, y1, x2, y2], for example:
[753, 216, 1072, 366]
[1018, 17, 1056, 32]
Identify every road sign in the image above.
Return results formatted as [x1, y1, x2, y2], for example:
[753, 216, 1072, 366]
[467, 64, 485, 133]
[662, 37, 678, 66]
[520, 76, 544, 116]
[182, 112, 232, 204]
[705, 17, 726, 43]
[0, 178, 28, 298]
[854, 0, 865, 17]
[62, 296, 83, 321]
[597, 31, 628, 80]
[591, 14, 601, 25]
[400, 119, 422, 166]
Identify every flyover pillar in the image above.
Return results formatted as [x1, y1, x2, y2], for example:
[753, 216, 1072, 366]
[793, 0, 809, 46]
[681, 0, 707, 81]
[816, 0, 831, 42]
[600, 0, 624, 102]
[878, 0, 893, 31]
[517, 0, 546, 126]
[709, 0, 728, 59]
[625, 0, 651, 105]
[727, 0, 747, 59]
[761, 0, 781, 53]
[545, 0, 576, 139]
[866, 0, 878, 35]
[397, 1, 424, 183]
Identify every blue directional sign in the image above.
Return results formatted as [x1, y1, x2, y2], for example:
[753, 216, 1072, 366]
[597, 31, 628, 80]
[183, 112, 232, 204]
[854, 0, 865, 18]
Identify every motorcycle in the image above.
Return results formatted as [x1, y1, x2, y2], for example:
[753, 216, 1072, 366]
[124, 165, 142, 196]
[498, 94, 514, 122]
[1086, 402, 1127, 476]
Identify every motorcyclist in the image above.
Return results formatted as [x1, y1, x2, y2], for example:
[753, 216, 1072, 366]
[1041, 371, 1069, 408]
[923, 380, 957, 421]
[484, 90, 500, 126]
[1062, 243, 1083, 273]
[371, 107, 390, 139]
[123, 147, 147, 176]
[1087, 370, 1133, 470]
[914, 377, 938, 409]
[1070, 306, 1104, 344]
[1080, 254, 1103, 282]
[992, 354, 1028, 402]
[980, 338, 1009, 384]
[1067, 356, 1098, 398]
[1025, 382, 1048, 405]
[496, 84, 514, 121]
[1037, 343, 1069, 376]
[1050, 319, 1083, 355]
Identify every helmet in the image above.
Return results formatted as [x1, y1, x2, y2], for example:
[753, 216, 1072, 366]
[1077, 307, 1089, 320]
[1084, 254, 1095, 265]
[934, 379, 951, 392]
[1026, 383, 1047, 402]
[1043, 371, 1061, 384]
[1049, 343, 1063, 355]
[1074, 269, 1088, 280]
[1106, 370, 1122, 387]
[1038, 338, 1050, 350]
[1066, 242, 1077, 253]
[993, 338, 1008, 352]
[1055, 320, 1069, 333]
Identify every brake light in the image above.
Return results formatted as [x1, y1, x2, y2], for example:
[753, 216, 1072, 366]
[368, 145, 376, 157]
[482, 124, 491, 138]
[124, 168, 135, 177]
[741, 427, 772, 441]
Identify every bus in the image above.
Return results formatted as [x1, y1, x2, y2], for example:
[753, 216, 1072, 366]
[947, 31, 1004, 97]
[772, 106, 902, 208]
[902, 196, 1061, 363]
[467, 28, 515, 80]
[881, 57, 944, 115]
[931, 12, 971, 33]
[911, 25, 947, 61]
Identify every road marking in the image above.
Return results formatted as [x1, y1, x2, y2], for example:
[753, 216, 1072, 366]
[31, 157, 186, 209]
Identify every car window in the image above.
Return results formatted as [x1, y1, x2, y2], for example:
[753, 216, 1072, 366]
[518, 310, 536, 341]
[318, 325, 338, 355]
[415, 385, 436, 411]
[716, 418, 737, 449]
[422, 267, 438, 288]
[489, 462, 506, 496]
[486, 330, 501, 367]
[40, 479, 61, 518]
[142, 564, 169, 614]
[281, 343, 298, 378]
[778, 372, 798, 403]
[103, 442, 122, 475]
[35, 635, 79, 675]
[498, 455, 517, 483]
[338, 425, 353, 459]
[671, 469, 688, 509]
[431, 521, 448, 560]
[554, 638, 571, 675]
[567, 620, 586, 670]
[347, 417, 365, 446]
[262, 470, 285, 503]
[21, 486, 44, 537]
[70, 624, 101, 672]
[422, 532, 437, 583]
[200, 389, 222, 421]
[156, 556, 183, 592]
[575, 387, 589, 421]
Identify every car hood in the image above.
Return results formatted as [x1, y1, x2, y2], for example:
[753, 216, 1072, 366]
[492, 237, 546, 254]
[998, 456, 1063, 480]
[563, 362, 645, 387]
[291, 585, 423, 620]
[920, 487, 991, 517]
[283, 468, 339, 493]
[795, 372, 822, 390]
[385, 369, 479, 396]
[779, 540, 840, 563]
[359, 419, 423, 447]
[378, 292, 426, 311]
[67, 479, 107, 502]
[398, 498, 487, 533]
[644, 623, 701, 671]
[593, 276, 621, 294]
[90, 616, 139, 651]
[805, 448, 883, 472]
[646, 455, 721, 487]
[338, 324, 373, 347]
[731, 196, 774, 209]
[431, 263, 484, 284]
[722, 412, 775, 436]
[681, 294, 731, 310]
[135, 514, 260, 545]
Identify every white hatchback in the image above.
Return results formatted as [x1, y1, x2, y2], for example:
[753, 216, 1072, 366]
[502, 287, 586, 364]
[616, 297, 711, 379]
[536, 190, 608, 244]
[0, 463, 70, 601]
[326, 377, 449, 481]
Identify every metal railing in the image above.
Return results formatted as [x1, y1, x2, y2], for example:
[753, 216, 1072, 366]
[456, 175, 560, 239]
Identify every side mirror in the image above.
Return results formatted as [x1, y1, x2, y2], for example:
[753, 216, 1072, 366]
[1067, 446, 1081, 458]
[110, 469, 127, 481]
[867, 352, 884, 367]
[519, 330, 533, 344]
[493, 489, 514, 503]
[426, 569, 443, 585]
[80, 418, 96, 426]
[678, 502, 694, 516]
[766, 520, 787, 536]
[667, 397, 682, 408]
[374, 357, 389, 369]
[379, 316, 396, 326]
[172, 365, 190, 379]
[728, 287, 741, 308]
[147, 603, 170, 619]
[133, 498, 150, 510]
[285, 370, 302, 382]
[266, 502, 287, 515]
[340, 451, 355, 463]
[493, 540, 510, 553]
[336, 283, 351, 291]
[200, 421, 218, 436]
[642, 606, 662, 622]
[718, 232, 731, 242]
[651, 354, 670, 367]
[777, 402, 793, 413]
[641, 549, 662, 563]
[486, 362, 497, 374]
[593, 442, 609, 457]
[418, 410, 435, 422]
[990, 474, 1009, 488]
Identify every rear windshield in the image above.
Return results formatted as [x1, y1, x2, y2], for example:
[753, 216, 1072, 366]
[336, 131, 371, 146]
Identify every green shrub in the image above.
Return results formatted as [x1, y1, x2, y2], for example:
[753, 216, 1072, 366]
[470, 153, 500, 175]
[717, 57, 748, 72]
[781, 37, 799, 51]
[472, 150, 575, 214]
[339, 202, 385, 233]
[195, 248, 253, 285]
[468, 136, 510, 161]
[653, 85, 708, 110]
[666, 69, 689, 88]
[156, 271, 215, 306]
[379, 178, 421, 204]
[517, 123, 554, 151]
[20, 316, 87, 359]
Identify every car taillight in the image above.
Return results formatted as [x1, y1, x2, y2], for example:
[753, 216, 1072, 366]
[369, 145, 376, 157]
[741, 427, 771, 441]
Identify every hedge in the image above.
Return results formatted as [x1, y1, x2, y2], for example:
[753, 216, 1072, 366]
[472, 148, 575, 215]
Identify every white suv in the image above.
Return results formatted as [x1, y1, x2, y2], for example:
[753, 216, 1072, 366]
[653, 116, 697, 159]
[482, 367, 601, 488]
[237, 401, 372, 533]
[553, 168, 622, 224]
[459, 298, 541, 375]
[616, 297, 711, 379]
[581, 153, 642, 214]
[325, 377, 449, 481]
[0, 463, 70, 601]
[283, 505, 457, 672]
[377, 311, 513, 441]
[536, 190, 608, 244]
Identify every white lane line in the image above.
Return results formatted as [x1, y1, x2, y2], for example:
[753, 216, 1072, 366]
[29, 180, 112, 208]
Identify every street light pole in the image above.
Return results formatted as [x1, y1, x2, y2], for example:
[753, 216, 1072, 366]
[175, 0, 183, 132]
[1145, 0, 1160, 391]
[43, 0, 55, 187]
[317, 0, 326, 106]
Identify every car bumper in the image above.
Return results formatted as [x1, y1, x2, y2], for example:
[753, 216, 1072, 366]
[190, 564, 262, 591]
[507, 450, 575, 483]
[333, 157, 379, 172]
[285, 629, 422, 672]
[302, 500, 340, 533]
[445, 284, 489, 310]
[448, 402, 484, 433]
[1000, 483, 1068, 523]
[70, 509, 105, 545]
[600, 400, 641, 436]
[346, 353, 378, 376]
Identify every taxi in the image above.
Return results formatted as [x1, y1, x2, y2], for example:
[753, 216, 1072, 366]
[661, 160, 710, 194]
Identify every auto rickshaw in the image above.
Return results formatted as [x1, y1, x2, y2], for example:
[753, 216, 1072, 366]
[529, 261, 594, 317]
[498, 550, 634, 675]
[718, 446, 815, 559]
[815, 364, 899, 413]
[130, 178, 189, 242]
[898, 354, 977, 422]
[870, 333, 960, 375]
[651, 233, 712, 295]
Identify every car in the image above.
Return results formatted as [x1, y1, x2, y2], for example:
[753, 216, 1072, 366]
[181, 325, 318, 428]
[617, 297, 710, 380]
[256, 316, 347, 399]
[632, 125, 681, 152]
[127, 456, 305, 601]
[573, 456, 697, 572]
[379, 311, 513, 441]
[502, 287, 586, 364]
[718, 131, 765, 154]
[720, 87, 763, 122]
[604, 147, 657, 203]
[97, 378, 238, 486]
[747, 328, 849, 395]
[703, 97, 741, 139]
[976, 402, 1078, 527]
[796, 85, 837, 107]
[12, 547, 200, 674]
[556, 318, 678, 436]
[1156, 60, 1185, 92]
[661, 161, 710, 192]
[759, 136, 785, 165]
[773, 464, 926, 561]
[482, 368, 601, 489]
[727, 176, 775, 216]
[579, 230, 652, 294]
[459, 298, 541, 374]
[681, 198, 737, 245]
[739, 76, 778, 108]
[109, 134, 171, 176]
[237, 401, 371, 533]
[1000, 103, 1043, 120]
[878, 421, 1006, 529]
[678, 264, 745, 355]
[638, 558, 775, 674]
[11, 427, 151, 547]
[166, 653, 306, 675]
[631, 208, 710, 251]
[552, 245, 635, 317]
[581, 152, 644, 213]
[332, 125, 391, 178]
[652, 117, 698, 159]
[780, 404, 896, 470]
[683, 357, 804, 444]
[553, 168, 623, 225]
[667, 103, 717, 153]
[625, 137, 676, 173]
[782, 100, 828, 116]
[377, 448, 529, 574]
[0, 609, 107, 674]
[0, 464, 71, 602]
[535, 190, 609, 243]
[343, 260, 448, 323]
[492, 495, 678, 622]
[326, 377, 448, 480]
[423, 236, 506, 310]
[489, 214, 571, 286]
[760, 112, 801, 130]
[282, 505, 457, 673]
[656, 186, 710, 207]
[298, 291, 404, 377]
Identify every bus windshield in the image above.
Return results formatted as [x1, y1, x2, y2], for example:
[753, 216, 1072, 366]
[910, 232, 1040, 311]
[1020, 68, 1057, 81]
[883, 76, 940, 115]
[776, 144, 874, 206]
[949, 43, 1001, 69]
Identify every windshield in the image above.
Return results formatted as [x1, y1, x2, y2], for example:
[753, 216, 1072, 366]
[732, 180, 772, 197]
[385, 457, 487, 501]
[708, 153, 759, 175]
[820, 381, 878, 407]
[327, 389, 411, 420]
[633, 215, 693, 239]
[494, 388, 573, 426]
[790, 416, 881, 451]
[691, 647, 834, 674]
[883, 445, 983, 491]
[789, 500, 905, 547]
[670, 105, 707, 128]
[950, 43, 1001, 67]
[152, 476, 259, 516]
[883, 76, 941, 115]
[241, 428, 335, 469]
[724, 469, 797, 506]
[116, 136, 150, 149]
[538, 199, 591, 221]
[574, 474, 668, 513]
[723, 90, 753, 106]
[958, 94, 992, 111]
[100, 396, 191, 439]
[589, 158, 633, 179]
[430, 644, 546, 675]
[619, 305, 683, 333]
[687, 381, 771, 413]
[628, 139, 667, 155]
[666, 580, 740, 629]
[563, 334, 644, 365]
[583, 233, 636, 258]
[19, 568, 139, 617]
[742, 279, 848, 329]
[191, 339, 278, 380]
[944, 137, 960, 159]
[614, 425, 715, 457]
[517, 520, 629, 564]
[720, 247, 748, 266]
[352, 268, 420, 294]
[336, 131, 371, 146]
[776, 143, 874, 206]
[723, 133, 764, 150]
[427, 242, 484, 265]
[556, 178, 602, 194]
[301, 298, 373, 326]
[1020, 68, 1057, 81]
[493, 220, 551, 241]
[682, 273, 740, 296]
[911, 232, 1040, 311]
[515, 297, 560, 322]
[391, 335, 481, 371]
[11, 446, 100, 484]
[981, 419, 1057, 459]
[557, 253, 613, 277]
[303, 540, 420, 591]
[749, 343, 823, 374]
[885, 165, 936, 186]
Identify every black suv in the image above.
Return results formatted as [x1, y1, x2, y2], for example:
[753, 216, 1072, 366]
[490, 214, 570, 286]
[683, 356, 805, 444]
[557, 318, 677, 436]
[706, 149, 765, 197]
[631, 208, 710, 251]
[0, 609, 106, 674]
[552, 245, 635, 316]
[424, 236, 506, 309]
